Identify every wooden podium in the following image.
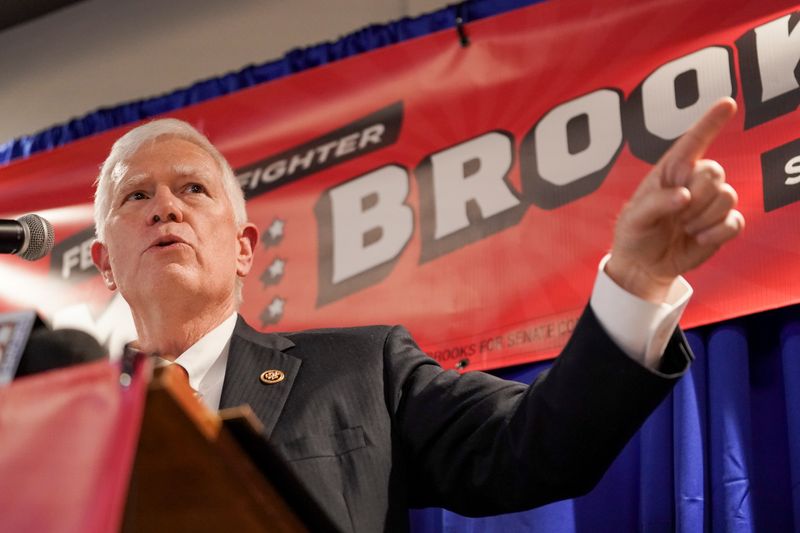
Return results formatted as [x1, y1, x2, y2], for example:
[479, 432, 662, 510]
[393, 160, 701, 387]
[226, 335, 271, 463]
[0, 357, 340, 533]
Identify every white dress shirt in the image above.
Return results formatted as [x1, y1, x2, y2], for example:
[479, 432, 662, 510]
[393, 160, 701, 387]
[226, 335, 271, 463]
[172, 312, 237, 411]
[590, 254, 691, 374]
[173, 257, 692, 410]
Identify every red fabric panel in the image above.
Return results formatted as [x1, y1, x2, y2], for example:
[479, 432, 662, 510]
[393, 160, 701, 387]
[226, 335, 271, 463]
[0, 360, 146, 532]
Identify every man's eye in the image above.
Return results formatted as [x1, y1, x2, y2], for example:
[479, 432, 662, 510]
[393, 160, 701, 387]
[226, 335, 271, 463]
[126, 191, 147, 201]
[186, 183, 206, 194]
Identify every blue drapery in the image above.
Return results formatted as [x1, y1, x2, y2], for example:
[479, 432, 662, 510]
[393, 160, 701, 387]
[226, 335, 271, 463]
[1, 0, 797, 529]
[0, 0, 543, 164]
[410, 305, 800, 531]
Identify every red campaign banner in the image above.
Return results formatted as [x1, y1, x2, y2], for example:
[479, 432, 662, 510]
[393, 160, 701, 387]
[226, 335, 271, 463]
[0, 0, 799, 371]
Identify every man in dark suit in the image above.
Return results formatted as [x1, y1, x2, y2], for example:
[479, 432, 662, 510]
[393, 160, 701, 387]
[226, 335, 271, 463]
[91, 98, 742, 531]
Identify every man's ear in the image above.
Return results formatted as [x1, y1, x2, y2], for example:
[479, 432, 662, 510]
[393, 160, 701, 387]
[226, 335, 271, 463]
[91, 240, 117, 291]
[235, 223, 259, 278]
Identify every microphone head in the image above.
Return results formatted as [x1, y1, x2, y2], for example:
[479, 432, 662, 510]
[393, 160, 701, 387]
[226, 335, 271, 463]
[17, 214, 55, 261]
[15, 327, 106, 377]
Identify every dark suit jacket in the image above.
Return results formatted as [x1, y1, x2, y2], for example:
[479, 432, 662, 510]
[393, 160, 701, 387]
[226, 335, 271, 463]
[218, 306, 691, 532]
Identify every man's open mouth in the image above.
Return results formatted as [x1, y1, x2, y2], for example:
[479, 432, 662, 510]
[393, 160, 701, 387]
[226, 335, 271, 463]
[149, 235, 187, 250]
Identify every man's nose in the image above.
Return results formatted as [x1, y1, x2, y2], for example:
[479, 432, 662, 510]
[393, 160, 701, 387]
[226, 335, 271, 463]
[149, 189, 183, 225]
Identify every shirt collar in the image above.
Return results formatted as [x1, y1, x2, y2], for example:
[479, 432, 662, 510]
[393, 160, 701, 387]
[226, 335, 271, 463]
[173, 312, 238, 390]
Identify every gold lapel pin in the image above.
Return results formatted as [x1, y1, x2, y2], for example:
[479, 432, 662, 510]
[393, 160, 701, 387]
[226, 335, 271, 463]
[260, 369, 286, 384]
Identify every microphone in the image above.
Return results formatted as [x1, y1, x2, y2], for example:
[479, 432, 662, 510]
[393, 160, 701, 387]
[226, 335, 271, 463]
[0, 214, 55, 261]
[14, 328, 106, 378]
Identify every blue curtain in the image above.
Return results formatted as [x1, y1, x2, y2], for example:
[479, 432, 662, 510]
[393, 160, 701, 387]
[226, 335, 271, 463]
[410, 305, 800, 531]
[0, 0, 544, 165]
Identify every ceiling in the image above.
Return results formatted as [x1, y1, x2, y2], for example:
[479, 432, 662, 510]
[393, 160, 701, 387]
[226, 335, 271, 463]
[0, 0, 86, 33]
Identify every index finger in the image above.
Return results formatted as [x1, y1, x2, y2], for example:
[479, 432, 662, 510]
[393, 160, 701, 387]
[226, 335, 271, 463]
[660, 97, 737, 185]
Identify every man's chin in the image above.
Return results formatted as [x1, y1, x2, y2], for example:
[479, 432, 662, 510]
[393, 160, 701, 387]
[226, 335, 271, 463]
[135, 266, 199, 295]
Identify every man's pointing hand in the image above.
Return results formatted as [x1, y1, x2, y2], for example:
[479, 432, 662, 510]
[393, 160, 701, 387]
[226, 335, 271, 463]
[606, 97, 744, 302]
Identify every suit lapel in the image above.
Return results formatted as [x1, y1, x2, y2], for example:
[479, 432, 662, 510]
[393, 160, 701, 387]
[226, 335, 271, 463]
[219, 317, 300, 438]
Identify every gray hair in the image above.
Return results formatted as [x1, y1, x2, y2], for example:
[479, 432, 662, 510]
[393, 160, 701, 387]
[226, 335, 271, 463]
[93, 118, 246, 241]
[93, 118, 249, 304]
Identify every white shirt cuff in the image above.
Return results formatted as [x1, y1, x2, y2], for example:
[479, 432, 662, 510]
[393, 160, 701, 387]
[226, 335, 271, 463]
[589, 254, 692, 370]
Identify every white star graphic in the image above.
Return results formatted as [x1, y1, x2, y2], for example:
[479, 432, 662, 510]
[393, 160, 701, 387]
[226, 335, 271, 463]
[268, 297, 285, 318]
[268, 258, 285, 278]
[268, 219, 285, 240]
